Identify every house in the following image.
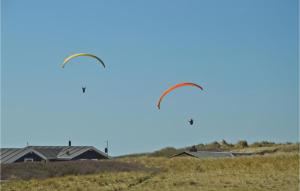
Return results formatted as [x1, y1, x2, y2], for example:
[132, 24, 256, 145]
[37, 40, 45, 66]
[171, 150, 234, 158]
[171, 145, 256, 159]
[0, 145, 109, 164]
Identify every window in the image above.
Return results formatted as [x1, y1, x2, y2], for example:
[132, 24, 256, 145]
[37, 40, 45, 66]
[24, 158, 34, 162]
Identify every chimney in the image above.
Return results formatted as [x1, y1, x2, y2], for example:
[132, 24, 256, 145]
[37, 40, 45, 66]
[68, 140, 71, 146]
[105, 140, 109, 157]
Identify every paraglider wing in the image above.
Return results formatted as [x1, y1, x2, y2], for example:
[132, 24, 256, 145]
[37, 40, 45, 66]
[61, 53, 105, 68]
[157, 82, 203, 109]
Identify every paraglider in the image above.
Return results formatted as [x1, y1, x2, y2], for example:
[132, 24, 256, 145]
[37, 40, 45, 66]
[157, 82, 203, 109]
[61, 53, 105, 93]
[188, 118, 194, 125]
[157, 82, 203, 127]
[82, 87, 86, 93]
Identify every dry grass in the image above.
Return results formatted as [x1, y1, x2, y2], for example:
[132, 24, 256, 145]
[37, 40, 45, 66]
[120, 153, 299, 191]
[1, 152, 299, 191]
[119, 143, 299, 158]
[1, 172, 152, 191]
[1, 160, 155, 180]
[232, 143, 299, 153]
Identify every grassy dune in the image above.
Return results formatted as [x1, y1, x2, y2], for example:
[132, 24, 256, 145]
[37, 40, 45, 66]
[120, 153, 299, 191]
[1, 152, 299, 191]
[120, 142, 299, 158]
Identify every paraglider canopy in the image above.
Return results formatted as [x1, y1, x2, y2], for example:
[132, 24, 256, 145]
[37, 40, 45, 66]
[61, 53, 105, 68]
[157, 82, 203, 109]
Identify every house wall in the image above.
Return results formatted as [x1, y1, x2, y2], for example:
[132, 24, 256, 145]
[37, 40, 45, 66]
[14, 152, 44, 163]
[72, 150, 108, 160]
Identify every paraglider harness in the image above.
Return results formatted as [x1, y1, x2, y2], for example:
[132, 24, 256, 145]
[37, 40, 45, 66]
[188, 119, 194, 125]
[82, 87, 86, 93]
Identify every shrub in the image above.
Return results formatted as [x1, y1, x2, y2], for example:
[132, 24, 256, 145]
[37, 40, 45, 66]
[236, 140, 248, 148]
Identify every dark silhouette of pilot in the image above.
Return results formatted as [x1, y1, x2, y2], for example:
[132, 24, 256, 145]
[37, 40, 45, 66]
[82, 87, 86, 93]
[188, 118, 194, 125]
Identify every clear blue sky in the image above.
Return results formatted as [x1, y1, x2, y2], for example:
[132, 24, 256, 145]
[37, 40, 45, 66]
[1, 0, 298, 156]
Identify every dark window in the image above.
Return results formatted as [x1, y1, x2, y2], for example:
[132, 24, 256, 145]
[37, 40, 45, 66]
[24, 158, 34, 162]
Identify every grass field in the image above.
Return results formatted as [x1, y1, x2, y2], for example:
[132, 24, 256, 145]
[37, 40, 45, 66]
[1, 150, 299, 191]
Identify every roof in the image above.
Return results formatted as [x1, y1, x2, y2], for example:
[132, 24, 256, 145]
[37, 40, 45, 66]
[0, 148, 47, 164]
[0, 146, 109, 164]
[0, 148, 24, 164]
[231, 152, 254, 156]
[26, 146, 65, 159]
[56, 146, 107, 159]
[171, 151, 234, 158]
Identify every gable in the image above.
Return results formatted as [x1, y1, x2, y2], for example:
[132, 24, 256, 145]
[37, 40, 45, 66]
[1, 146, 109, 163]
[172, 152, 195, 157]
[172, 151, 234, 158]
[72, 150, 108, 160]
[14, 152, 44, 163]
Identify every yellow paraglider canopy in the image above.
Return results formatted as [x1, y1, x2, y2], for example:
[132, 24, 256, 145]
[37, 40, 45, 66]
[61, 53, 105, 68]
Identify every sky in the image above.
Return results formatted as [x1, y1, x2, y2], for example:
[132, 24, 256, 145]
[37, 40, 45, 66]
[1, 0, 299, 156]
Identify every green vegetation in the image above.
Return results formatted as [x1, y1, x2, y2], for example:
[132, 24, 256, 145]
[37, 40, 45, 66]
[1, 142, 299, 191]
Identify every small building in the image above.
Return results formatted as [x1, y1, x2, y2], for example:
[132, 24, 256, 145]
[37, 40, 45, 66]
[0, 145, 109, 164]
[171, 151, 234, 158]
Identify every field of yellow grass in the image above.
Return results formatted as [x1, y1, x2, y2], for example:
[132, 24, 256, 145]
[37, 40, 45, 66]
[1, 152, 299, 191]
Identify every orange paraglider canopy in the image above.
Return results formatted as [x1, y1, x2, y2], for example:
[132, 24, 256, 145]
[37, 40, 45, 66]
[157, 82, 203, 109]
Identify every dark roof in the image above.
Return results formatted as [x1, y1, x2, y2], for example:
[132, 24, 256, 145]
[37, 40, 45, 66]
[57, 146, 106, 159]
[171, 151, 234, 158]
[0, 148, 24, 164]
[0, 146, 109, 164]
[27, 146, 65, 159]
[0, 148, 47, 164]
[231, 152, 254, 156]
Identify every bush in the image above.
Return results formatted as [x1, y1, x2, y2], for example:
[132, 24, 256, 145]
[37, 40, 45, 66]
[195, 141, 222, 151]
[251, 141, 275, 147]
[236, 140, 248, 148]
